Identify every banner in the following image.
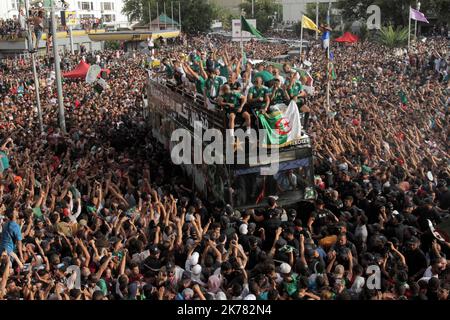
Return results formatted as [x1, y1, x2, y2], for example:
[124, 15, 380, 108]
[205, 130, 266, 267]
[85, 65, 102, 84]
[258, 100, 303, 148]
[232, 19, 257, 42]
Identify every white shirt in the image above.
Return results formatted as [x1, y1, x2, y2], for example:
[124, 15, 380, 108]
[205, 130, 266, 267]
[350, 275, 365, 294]
[423, 266, 438, 278]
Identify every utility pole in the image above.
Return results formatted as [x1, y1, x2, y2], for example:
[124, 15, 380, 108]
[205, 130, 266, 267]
[24, 0, 43, 134]
[51, 0, 66, 133]
[69, 25, 74, 54]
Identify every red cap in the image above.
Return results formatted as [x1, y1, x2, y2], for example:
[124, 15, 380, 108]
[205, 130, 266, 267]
[63, 208, 70, 217]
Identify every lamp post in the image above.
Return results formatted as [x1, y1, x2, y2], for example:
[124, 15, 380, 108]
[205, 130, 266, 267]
[50, 0, 66, 133]
[24, 0, 44, 134]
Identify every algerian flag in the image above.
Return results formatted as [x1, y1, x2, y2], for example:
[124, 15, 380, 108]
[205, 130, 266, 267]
[240, 16, 266, 40]
[86, 65, 102, 84]
[258, 100, 303, 148]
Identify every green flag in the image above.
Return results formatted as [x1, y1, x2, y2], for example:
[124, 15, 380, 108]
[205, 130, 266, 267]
[240, 16, 265, 40]
[399, 90, 408, 104]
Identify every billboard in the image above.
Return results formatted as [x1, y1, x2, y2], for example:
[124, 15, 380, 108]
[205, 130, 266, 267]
[65, 11, 77, 26]
[231, 19, 257, 42]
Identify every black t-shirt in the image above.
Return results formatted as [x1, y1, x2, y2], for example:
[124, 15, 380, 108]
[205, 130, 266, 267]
[262, 218, 282, 250]
[404, 248, 427, 279]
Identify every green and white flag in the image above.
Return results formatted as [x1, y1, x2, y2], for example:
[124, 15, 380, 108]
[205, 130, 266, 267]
[258, 100, 303, 148]
[241, 16, 266, 40]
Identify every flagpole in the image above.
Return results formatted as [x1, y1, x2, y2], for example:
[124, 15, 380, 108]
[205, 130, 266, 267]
[240, 16, 244, 62]
[408, 7, 411, 49]
[315, 0, 319, 40]
[326, 2, 331, 113]
[300, 16, 304, 60]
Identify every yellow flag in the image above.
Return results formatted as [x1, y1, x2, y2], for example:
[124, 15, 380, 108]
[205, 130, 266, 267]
[302, 15, 321, 33]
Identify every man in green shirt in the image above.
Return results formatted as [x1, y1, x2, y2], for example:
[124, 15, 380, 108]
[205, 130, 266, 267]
[270, 79, 289, 106]
[204, 70, 227, 106]
[247, 76, 270, 113]
[217, 84, 250, 136]
[286, 75, 310, 130]
[161, 58, 174, 78]
[183, 61, 207, 96]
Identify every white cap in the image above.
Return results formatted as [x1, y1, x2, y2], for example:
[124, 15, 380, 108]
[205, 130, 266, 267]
[279, 263, 291, 274]
[239, 224, 248, 235]
[244, 294, 257, 300]
[215, 291, 227, 300]
[189, 252, 199, 266]
[191, 264, 202, 276]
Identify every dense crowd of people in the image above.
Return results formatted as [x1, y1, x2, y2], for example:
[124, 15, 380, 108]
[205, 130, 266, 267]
[0, 18, 22, 40]
[0, 29, 449, 300]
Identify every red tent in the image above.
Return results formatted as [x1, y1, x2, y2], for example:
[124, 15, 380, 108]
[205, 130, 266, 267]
[63, 60, 90, 79]
[63, 60, 110, 79]
[335, 32, 359, 43]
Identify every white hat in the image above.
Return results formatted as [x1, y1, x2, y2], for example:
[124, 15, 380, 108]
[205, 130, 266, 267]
[392, 210, 400, 216]
[189, 252, 199, 266]
[279, 263, 291, 274]
[244, 294, 257, 300]
[191, 264, 202, 276]
[239, 223, 248, 235]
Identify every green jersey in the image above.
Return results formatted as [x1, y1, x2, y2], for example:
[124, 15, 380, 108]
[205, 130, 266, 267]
[288, 80, 303, 98]
[248, 85, 269, 108]
[195, 76, 206, 94]
[206, 76, 226, 99]
[220, 92, 243, 111]
[270, 87, 286, 105]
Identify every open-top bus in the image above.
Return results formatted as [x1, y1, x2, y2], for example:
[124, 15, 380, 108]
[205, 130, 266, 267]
[146, 72, 316, 209]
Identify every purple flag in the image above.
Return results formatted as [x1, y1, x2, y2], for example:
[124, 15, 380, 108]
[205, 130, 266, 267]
[410, 7, 429, 23]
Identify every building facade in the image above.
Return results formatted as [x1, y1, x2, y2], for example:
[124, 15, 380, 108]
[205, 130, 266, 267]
[281, 0, 337, 25]
[0, 0, 129, 27]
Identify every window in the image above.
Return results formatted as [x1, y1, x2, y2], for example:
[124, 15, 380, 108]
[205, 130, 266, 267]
[80, 14, 94, 19]
[78, 2, 93, 11]
[102, 14, 115, 22]
[10, 0, 20, 10]
[101, 2, 115, 11]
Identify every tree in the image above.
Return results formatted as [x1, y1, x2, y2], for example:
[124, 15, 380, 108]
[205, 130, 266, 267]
[122, 0, 214, 34]
[377, 25, 409, 47]
[239, 0, 280, 33]
[211, 3, 238, 31]
[305, 2, 328, 23]
[336, 0, 449, 27]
